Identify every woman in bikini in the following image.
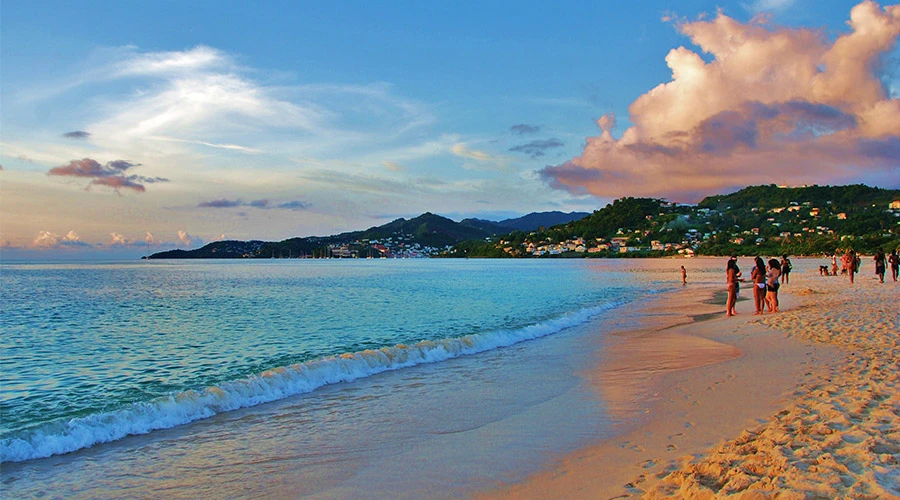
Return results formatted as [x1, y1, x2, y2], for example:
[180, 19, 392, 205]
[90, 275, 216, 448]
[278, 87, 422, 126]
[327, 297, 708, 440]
[726, 256, 741, 317]
[751, 256, 767, 314]
[766, 258, 782, 312]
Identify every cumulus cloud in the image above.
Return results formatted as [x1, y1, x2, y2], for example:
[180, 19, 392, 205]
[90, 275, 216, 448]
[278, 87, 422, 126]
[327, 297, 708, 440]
[177, 230, 201, 247]
[509, 138, 564, 158]
[62, 131, 91, 139]
[109, 232, 130, 246]
[47, 158, 168, 192]
[542, 1, 900, 202]
[32, 230, 90, 249]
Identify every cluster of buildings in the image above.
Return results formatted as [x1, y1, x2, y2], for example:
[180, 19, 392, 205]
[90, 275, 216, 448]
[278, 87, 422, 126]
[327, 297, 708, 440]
[328, 237, 450, 259]
[505, 235, 696, 257]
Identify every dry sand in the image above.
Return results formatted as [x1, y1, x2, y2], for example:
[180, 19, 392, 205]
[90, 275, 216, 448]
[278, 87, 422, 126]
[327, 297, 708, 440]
[479, 262, 899, 499]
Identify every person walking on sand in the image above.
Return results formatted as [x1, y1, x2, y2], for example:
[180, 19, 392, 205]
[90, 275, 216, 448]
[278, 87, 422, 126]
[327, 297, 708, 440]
[780, 254, 793, 285]
[890, 249, 900, 282]
[726, 256, 742, 317]
[751, 256, 767, 315]
[874, 249, 887, 284]
[681, 265, 687, 285]
[832, 253, 839, 277]
[766, 258, 781, 312]
[846, 249, 859, 284]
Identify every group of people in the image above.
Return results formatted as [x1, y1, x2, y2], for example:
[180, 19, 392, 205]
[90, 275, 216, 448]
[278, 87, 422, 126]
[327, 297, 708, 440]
[873, 248, 900, 284]
[819, 249, 900, 284]
[725, 254, 791, 316]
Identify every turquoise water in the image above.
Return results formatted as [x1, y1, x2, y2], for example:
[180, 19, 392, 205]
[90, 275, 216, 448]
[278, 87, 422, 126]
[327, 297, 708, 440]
[0, 259, 657, 466]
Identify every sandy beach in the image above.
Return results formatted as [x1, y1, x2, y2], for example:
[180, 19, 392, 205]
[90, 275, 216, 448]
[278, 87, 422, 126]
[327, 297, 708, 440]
[480, 259, 899, 499]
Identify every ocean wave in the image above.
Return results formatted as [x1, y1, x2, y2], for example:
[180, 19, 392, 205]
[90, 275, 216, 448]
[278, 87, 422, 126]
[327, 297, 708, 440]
[0, 300, 621, 463]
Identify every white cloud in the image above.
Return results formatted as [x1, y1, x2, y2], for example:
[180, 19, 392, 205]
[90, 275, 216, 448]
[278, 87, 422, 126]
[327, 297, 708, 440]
[32, 230, 88, 249]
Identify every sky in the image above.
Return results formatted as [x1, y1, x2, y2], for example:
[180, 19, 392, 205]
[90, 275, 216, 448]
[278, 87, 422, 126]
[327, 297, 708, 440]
[1, 0, 898, 259]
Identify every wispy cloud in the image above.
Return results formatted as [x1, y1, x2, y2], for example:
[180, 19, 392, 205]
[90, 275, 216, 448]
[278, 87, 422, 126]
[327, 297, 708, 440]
[17, 45, 435, 175]
[450, 143, 517, 172]
[198, 198, 312, 210]
[542, 1, 900, 202]
[744, 0, 796, 14]
[510, 124, 540, 135]
[509, 138, 564, 159]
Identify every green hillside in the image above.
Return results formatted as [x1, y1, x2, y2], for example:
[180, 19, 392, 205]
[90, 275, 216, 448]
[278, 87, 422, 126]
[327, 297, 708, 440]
[451, 184, 900, 258]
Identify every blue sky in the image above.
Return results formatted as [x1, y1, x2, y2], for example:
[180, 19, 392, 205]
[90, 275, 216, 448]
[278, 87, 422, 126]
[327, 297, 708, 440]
[1, 0, 898, 259]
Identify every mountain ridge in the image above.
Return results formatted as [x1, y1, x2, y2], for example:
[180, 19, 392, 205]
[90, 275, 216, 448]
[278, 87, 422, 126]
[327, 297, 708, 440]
[145, 211, 589, 259]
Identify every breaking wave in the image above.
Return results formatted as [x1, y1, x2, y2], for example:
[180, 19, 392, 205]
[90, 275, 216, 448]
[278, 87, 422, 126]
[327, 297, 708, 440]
[1, 300, 621, 463]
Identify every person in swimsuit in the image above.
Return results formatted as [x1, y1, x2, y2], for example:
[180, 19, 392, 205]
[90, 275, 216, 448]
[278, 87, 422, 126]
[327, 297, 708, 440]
[780, 254, 792, 285]
[751, 256, 767, 314]
[766, 258, 781, 312]
[726, 256, 741, 316]
[681, 265, 687, 285]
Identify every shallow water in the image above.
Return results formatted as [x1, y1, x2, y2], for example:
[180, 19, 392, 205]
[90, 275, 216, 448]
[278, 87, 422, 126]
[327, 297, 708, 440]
[0, 258, 712, 498]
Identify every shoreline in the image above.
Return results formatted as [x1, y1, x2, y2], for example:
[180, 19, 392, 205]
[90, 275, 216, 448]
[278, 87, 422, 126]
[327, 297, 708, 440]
[478, 259, 899, 499]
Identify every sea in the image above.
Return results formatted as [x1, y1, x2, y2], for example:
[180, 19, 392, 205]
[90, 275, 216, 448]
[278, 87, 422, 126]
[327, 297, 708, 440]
[0, 258, 697, 499]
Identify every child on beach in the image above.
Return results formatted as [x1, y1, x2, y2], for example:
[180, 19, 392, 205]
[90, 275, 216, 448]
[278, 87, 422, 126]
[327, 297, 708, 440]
[726, 256, 742, 317]
[751, 257, 767, 314]
[766, 258, 781, 312]
[681, 265, 687, 285]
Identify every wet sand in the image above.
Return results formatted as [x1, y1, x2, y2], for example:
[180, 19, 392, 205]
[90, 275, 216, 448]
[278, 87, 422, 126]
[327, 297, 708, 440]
[479, 258, 899, 499]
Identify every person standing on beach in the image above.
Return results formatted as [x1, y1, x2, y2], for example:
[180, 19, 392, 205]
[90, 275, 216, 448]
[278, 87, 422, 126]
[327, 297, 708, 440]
[726, 256, 741, 317]
[832, 253, 839, 276]
[751, 257, 767, 314]
[780, 254, 793, 284]
[874, 249, 887, 283]
[681, 265, 687, 285]
[890, 249, 900, 282]
[766, 258, 781, 312]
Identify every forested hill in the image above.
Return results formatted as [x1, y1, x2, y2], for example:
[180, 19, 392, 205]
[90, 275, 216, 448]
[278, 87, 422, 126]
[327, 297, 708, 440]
[449, 184, 900, 258]
[698, 184, 896, 211]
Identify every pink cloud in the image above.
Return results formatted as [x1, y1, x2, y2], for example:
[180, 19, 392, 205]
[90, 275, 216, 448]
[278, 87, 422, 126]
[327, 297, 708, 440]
[31, 230, 91, 249]
[542, 1, 900, 202]
[48, 158, 168, 193]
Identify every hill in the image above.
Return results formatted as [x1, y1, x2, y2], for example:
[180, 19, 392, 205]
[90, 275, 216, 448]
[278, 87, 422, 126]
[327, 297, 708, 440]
[451, 184, 900, 258]
[145, 211, 586, 259]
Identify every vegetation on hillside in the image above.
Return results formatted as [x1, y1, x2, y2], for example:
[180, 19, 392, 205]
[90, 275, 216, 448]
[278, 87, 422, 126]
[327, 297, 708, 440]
[449, 184, 900, 258]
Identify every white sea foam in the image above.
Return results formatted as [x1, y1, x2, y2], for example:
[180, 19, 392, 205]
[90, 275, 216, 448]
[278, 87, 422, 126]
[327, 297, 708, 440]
[0, 300, 621, 463]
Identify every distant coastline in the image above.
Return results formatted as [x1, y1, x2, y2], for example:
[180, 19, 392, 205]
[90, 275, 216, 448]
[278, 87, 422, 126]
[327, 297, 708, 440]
[146, 184, 900, 260]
